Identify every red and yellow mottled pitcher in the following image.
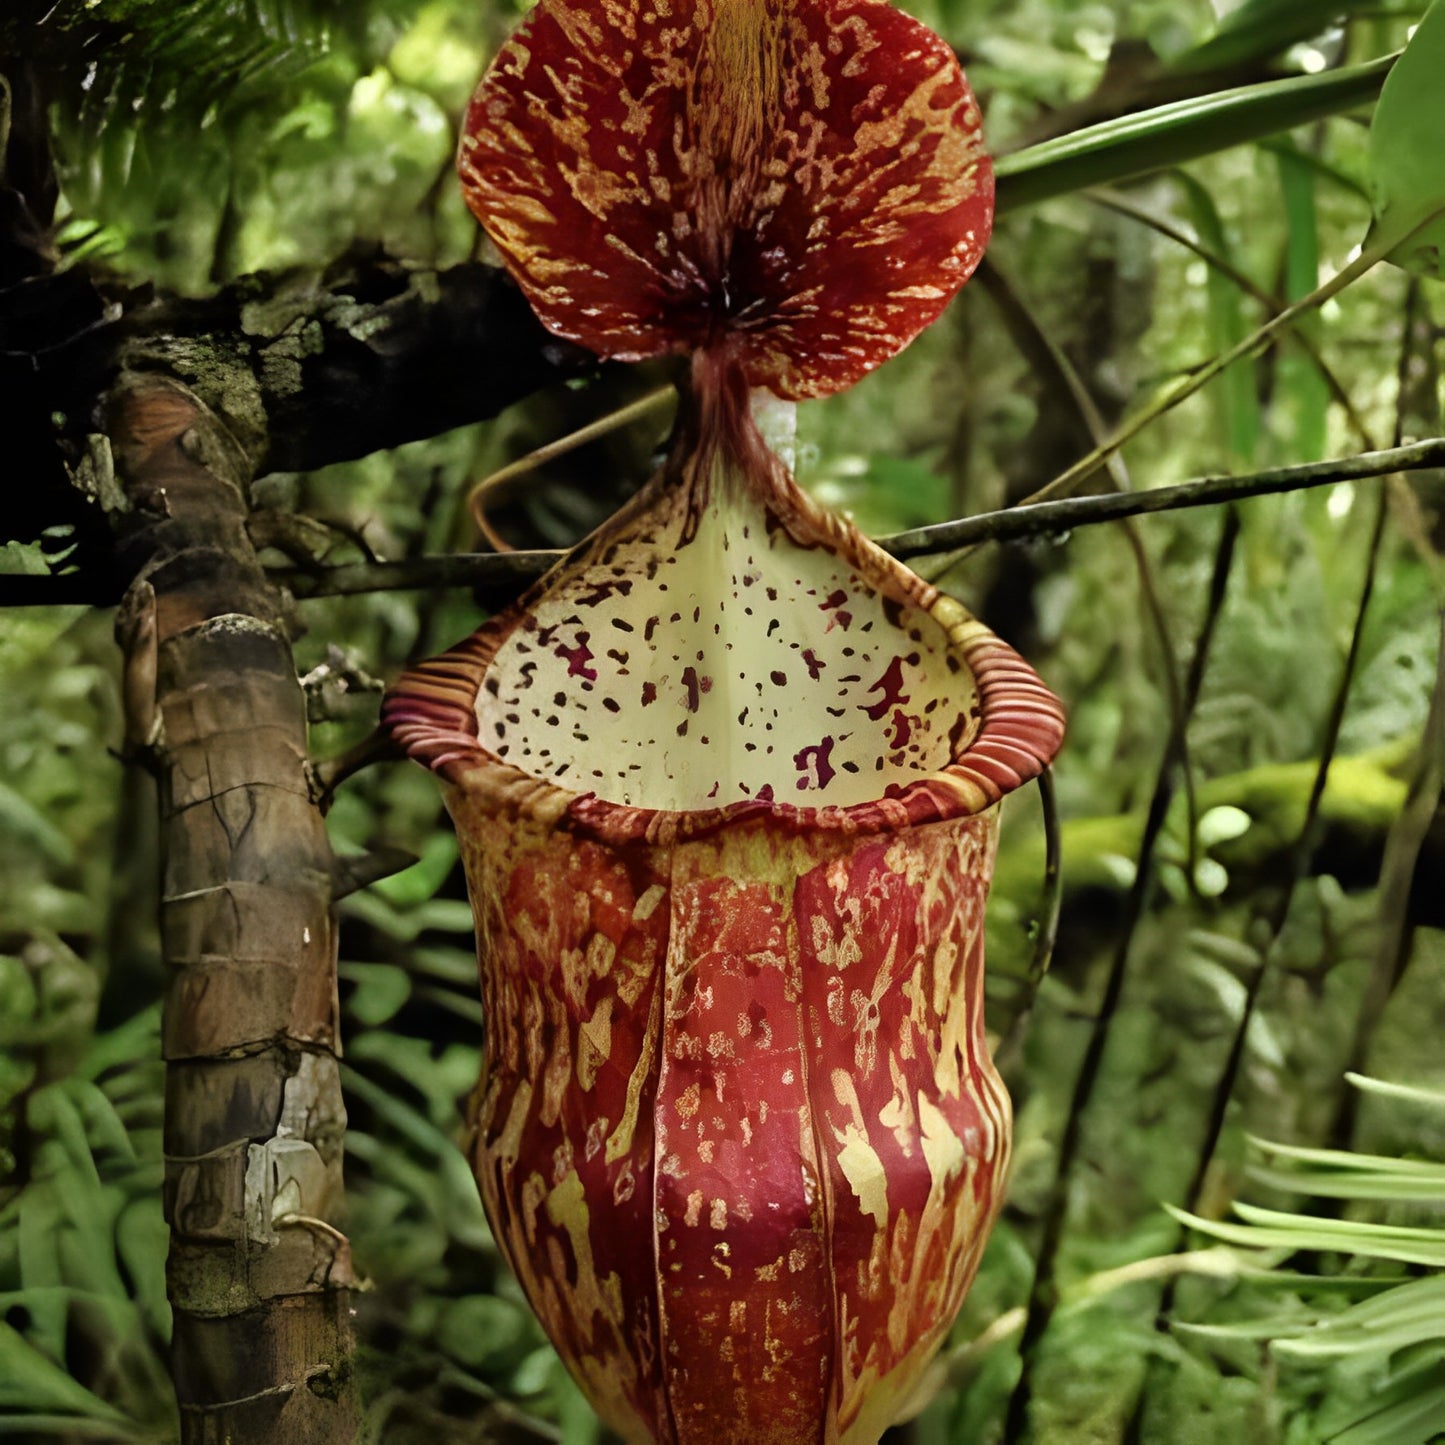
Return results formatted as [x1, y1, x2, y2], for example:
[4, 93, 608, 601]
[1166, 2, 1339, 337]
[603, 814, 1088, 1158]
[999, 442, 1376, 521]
[383, 3, 1064, 1440]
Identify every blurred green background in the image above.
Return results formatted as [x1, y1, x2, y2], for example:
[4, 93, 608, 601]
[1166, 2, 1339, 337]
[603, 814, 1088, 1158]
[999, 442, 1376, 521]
[3, 0, 1444, 1440]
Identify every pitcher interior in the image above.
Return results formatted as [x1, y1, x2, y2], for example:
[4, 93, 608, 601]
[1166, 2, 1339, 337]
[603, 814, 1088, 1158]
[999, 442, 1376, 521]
[474, 476, 981, 813]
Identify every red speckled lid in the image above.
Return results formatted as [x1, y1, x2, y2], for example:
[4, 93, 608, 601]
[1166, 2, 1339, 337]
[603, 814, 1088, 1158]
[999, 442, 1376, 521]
[457, 0, 993, 399]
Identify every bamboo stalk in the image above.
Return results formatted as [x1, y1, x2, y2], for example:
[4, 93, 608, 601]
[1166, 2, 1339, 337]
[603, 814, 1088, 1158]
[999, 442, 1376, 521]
[108, 374, 358, 1444]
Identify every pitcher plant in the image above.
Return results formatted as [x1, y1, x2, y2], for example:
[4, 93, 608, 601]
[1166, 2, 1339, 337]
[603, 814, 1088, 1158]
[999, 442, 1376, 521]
[382, 2, 1066, 1440]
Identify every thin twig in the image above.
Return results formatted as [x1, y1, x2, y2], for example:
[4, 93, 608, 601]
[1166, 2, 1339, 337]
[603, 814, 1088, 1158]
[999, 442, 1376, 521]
[972, 257, 1198, 873]
[884, 437, 1443, 559]
[264, 438, 1445, 601]
[280, 548, 560, 600]
[310, 727, 402, 812]
[1122, 488, 1390, 1445]
[1324, 274, 1445, 1146]
[1165, 278, 1416, 1225]
[1227, 498, 1391, 1139]
[1007, 216, 1437, 516]
[1122, 280, 1422, 1439]
[1087, 185, 1378, 450]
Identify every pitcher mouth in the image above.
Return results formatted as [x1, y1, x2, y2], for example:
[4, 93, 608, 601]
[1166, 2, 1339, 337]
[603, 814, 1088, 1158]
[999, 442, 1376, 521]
[383, 468, 1063, 849]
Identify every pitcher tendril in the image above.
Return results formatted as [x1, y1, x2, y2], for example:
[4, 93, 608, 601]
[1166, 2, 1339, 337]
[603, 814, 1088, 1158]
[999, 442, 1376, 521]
[384, 3, 1064, 1442]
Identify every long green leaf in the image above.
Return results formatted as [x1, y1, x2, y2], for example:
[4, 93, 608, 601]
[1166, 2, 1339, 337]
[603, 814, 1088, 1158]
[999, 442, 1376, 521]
[0, 1322, 133, 1422]
[1177, 173, 1260, 463]
[1171, 0, 1381, 74]
[1276, 144, 1331, 459]
[1167, 1203, 1445, 1266]
[1249, 1136, 1445, 1172]
[78, 1005, 161, 1085]
[1272, 1277, 1445, 1358]
[1248, 1164, 1445, 1200]
[1328, 1359, 1445, 1445]
[997, 55, 1396, 214]
[340, 1063, 472, 1171]
[1176, 1318, 1316, 1343]
[1234, 1200, 1445, 1241]
[1368, 0, 1445, 272]
[61, 1079, 137, 1164]
[1346, 1072, 1445, 1109]
[0, 781, 76, 867]
[1247, 1137, 1445, 1201]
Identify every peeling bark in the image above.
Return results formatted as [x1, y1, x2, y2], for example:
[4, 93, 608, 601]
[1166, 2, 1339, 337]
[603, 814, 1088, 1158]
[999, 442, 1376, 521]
[109, 372, 359, 1443]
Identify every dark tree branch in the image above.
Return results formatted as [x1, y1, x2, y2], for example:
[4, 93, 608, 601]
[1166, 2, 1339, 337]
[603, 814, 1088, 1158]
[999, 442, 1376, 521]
[5, 247, 599, 611]
[110, 253, 596, 475]
[9, 251, 596, 577]
[274, 548, 561, 600]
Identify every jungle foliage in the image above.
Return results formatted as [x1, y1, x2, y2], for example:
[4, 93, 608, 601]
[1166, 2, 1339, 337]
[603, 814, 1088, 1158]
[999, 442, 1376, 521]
[2, 0, 1444, 1441]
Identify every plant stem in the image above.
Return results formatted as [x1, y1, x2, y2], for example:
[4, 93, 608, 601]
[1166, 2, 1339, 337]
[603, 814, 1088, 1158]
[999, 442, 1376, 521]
[1088, 185, 1378, 450]
[1001, 510, 1240, 1444]
[995, 767, 1062, 1076]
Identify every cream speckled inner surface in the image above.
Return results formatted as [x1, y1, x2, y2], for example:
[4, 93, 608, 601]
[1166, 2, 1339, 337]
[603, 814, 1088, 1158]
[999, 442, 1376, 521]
[475, 480, 979, 812]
